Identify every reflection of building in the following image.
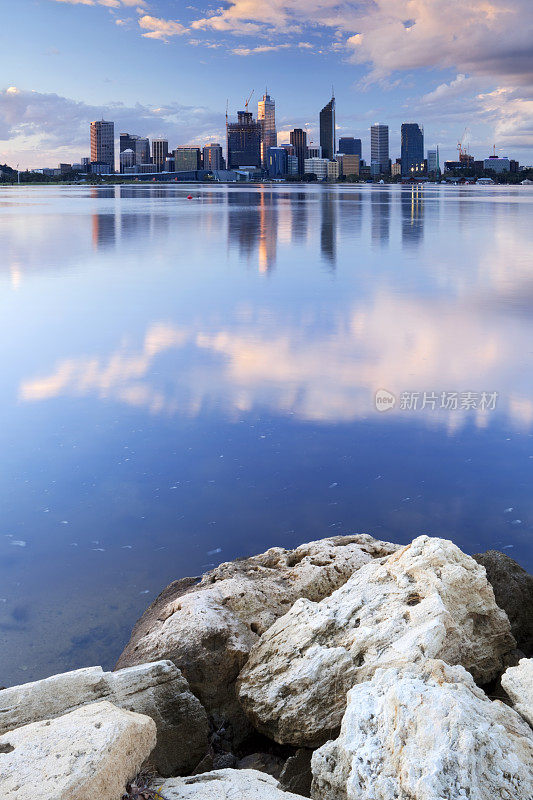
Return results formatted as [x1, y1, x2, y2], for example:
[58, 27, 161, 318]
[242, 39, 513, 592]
[290, 129, 308, 175]
[319, 95, 336, 161]
[401, 123, 425, 176]
[401, 185, 424, 246]
[174, 147, 201, 171]
[320, 192, 337, 266]
[227, 111, 262, 169]
[258, 93, 277, 168]
[227, 192, 277, 271]
[371, 187, 390, 245]
[92, 213, 116, 250]
[203, 143, 224, 170]
[90, 120, 115, 173]
[290, 192, 308, 243]
[152, 139, 169, 172]
[370, 124, 389, 175]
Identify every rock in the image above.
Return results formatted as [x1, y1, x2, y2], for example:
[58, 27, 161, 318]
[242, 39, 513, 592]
[156, 768, 308, 799]
[0, 700, 156, 800]
[238, 751, 285, 778]
[311, 660, 533, 800]
[473, 549, 533, 656]
[279, 749, 313, 797]
[502, 658, 533, 727]
[0, 660, 208, 777]
[115, 535, 399, 737]
[238, 536, 515, 746]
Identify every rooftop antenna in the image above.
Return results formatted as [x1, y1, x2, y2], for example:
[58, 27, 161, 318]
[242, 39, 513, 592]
[332, 84, 335, 99]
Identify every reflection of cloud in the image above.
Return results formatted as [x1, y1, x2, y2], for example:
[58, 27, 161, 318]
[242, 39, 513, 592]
[19, 288, 533, 431]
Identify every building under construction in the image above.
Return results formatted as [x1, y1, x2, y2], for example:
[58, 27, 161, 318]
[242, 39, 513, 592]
[226, 110, 262, 170]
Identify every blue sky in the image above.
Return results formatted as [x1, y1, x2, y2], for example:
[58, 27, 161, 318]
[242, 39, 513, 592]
[0, 0, 532, 168]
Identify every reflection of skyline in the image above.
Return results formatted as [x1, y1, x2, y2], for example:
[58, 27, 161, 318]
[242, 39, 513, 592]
[320, 192, 337, 267]
[401, 185, 424, 246]
[371, 188, 390, 246]
[228, 191, 278, 272]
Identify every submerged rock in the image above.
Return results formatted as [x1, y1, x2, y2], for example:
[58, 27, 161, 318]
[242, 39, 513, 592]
[502, 658, 533, 728]
[238, 536, 515, 746]
[0, 660, 208, 777]
[0, 700, 156, 800]
[473, 549, 533, 656]
[115, 534, 399, 737]
[311, 660, 533, 800]
[156, 768, 307, 799]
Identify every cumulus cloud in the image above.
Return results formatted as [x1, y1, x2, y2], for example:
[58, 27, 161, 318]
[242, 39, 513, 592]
[138, 15, 188, 41]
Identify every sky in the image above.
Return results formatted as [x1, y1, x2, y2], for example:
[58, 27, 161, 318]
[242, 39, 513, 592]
[0, 0, 532, 169]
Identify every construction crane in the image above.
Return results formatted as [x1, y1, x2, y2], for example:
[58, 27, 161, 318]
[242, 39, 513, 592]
[244, 89, 254, 110]
[457, 126, 470, 159]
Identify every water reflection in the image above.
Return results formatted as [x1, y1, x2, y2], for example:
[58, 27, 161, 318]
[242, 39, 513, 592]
[401, 185, 424, 247]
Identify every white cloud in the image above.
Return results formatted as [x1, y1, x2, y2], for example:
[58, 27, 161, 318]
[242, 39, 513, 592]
[138, 15, 188, 41]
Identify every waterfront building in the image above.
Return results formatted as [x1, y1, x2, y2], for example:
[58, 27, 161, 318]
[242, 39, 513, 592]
[391, 161, 402, 177]
[370, 123, 389, 175]
[304, 157, 329, 180]
[427, 147, 440, 175]
[287, 155, 299, 175]
[227, 111, 262, 169]
[327, 160, 340, 181]
[135, 138, 150, 166]
[307, 145, 322, 158]
[338, 137, 362, 157]
[290, 129, 308, 175]
[152, 139, 169, 172]
[267, 146, 288, 178]
[203, 143, 224, 170]
[174, 147, 202, 171]
[401, 123, 425, 176]
[319, 95, 336, 160]
[484, 156, 511, 173]
[342, 154, 360, 177]
[258, 93, 277, 167]
[164, 157, 175, 172]
[90, 120, 114, 172]
[119, 149, 135, 172]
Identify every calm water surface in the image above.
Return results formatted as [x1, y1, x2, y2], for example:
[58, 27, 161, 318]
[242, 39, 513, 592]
[1, 183, 532, 686]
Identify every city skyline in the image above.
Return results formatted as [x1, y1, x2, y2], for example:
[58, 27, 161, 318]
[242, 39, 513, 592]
[0, 0, 532, 169]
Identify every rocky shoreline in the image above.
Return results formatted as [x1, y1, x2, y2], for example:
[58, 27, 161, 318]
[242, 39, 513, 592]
[1, 533, 533, 799]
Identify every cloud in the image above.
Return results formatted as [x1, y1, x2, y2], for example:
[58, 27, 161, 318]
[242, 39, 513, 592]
[138, 15, 188, 41]
[232, 41, 313, 56]
[421, 75, 475, 104]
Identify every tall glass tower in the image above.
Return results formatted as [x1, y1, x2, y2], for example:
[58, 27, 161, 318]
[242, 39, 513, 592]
[90, 120, 115, 172]
[370, 123, 389, 174]
[401, 123, 425, 176]
[258, 93, 277, 168]
[320, 95, 336, 161]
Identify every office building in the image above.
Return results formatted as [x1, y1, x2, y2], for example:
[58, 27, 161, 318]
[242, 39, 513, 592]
[151, 139, 169, 171]
[338, 137, 362, 157]
[90, 120, 114, 172]
[342, 154, 360, 178]
[307, 145, 322, 158]
[327, 160, 339, 181]
[392, 161, 402, 177]
[320, 95, 336, 160]
[370, 124, 389, 175]
[287, 155, 299, 175]
[484, 156, 511, 173]
[203, 143, 224, 170]
[135, 138, 151, 166]
[304, 157, 329, 180]
[174, 147, 202, 171]
[427, 147, 440, 174]
[290, 128, 308, 175]
[227, 111, 262, 169]
[401, 123, 425, 176]
[258, 93, 277, 167]
[267, 147, 288, 179]
[119, 149, 135, 171]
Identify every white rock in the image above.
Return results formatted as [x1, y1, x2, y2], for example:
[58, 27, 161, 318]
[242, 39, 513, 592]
[502, 658, 533, 727]
[0, 700, 156, 800]
[157, 768, 307, 799]
[116, 534, 399, 737]
[0, 660, 208, 777]
[311, 660, 533, 800]
[238, 536, 515, 745]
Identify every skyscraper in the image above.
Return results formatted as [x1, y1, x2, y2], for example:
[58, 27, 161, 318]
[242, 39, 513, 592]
[135, 138, 151, 166]
[290, 128, 308, 175]
[370, 124, 389, 175]
[226, 111, 262, 169]
[174, 147, 202, 171]
[320, 95, 336, 161]
[258, 93, 276, 168]
[203, 143, 224, 170]
[401, 123, 425, 176]
[338, 137, 362, 158]
[151, 139, 169, 171]
[427, 147, 440, 175]
[90, 120, 114, 172]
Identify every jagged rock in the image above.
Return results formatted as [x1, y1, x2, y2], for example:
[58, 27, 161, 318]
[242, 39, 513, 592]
[0, 700, 156, 800]
[279, 749, 313, 797]
[473, 549, 533, 655]
[311, 660, 533, 800]
[0, 660, 208, 777]
[502, 658, 533, 728]
[156, 768, 308, 798]
[115, 535, 399, 738]
[238, 752, 285, 777]
[238, 536, 515, 746]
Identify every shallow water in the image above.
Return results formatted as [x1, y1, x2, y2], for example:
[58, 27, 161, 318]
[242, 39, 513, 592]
[1, 183, 532, 686]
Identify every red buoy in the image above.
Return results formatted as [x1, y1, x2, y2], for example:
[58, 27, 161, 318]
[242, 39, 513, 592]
[187, 194, 193, 200]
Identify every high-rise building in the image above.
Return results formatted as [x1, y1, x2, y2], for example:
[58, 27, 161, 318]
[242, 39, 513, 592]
[267, 147, 288, 179]
[152, 138, 169, 171]
[203, 143, 224, 171]
[427, 147, 440, 175]
[370, 124, 389, 175]
[401, 123, 425, 176]
[338, 137, 362, 158]
[135, 138, 151, 166]
[307, 145, 322, 159]
[319, 95, 336, 161]
[174, 147, 202, 171]
[342, 154, 360, 178]
[226, 111, 262, 169]
[119, 149, 135, 172]
[90, 120, 114, 172]
[258, 93, 276, 167]
[290, 128, 308, 175]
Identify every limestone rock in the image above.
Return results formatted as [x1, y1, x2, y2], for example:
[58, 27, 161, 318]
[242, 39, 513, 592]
[473, 549, 533, 655]
[238, 752, 285, 778]
[0, 660, 208, 777]
[311, 660, 533, 800]
[115, 535, 399, 736]
[0, 700, 156, 800]
[157, 768, 307, 799]
[238, 536, 515, 746]
[502, 658, 533, 727]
